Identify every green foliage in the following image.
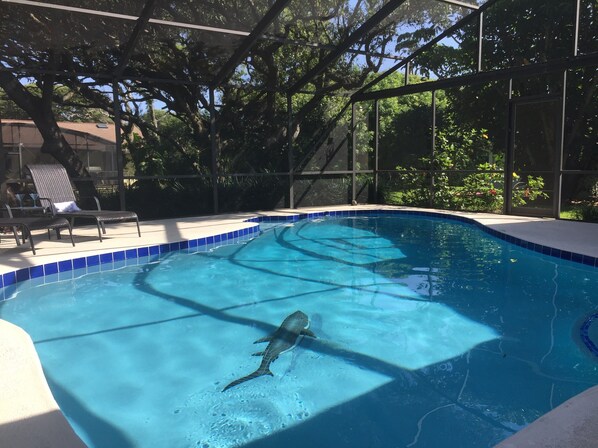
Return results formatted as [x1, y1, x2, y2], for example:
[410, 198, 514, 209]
[384, 120, 549, 213]
[571, 204, 598, 223]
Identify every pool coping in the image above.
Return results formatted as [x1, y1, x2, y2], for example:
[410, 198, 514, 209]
[3, 207, 598, 301]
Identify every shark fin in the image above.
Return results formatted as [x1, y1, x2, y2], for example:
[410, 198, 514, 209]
[254, 335, 272, 344]
[301, 329, 316, 338]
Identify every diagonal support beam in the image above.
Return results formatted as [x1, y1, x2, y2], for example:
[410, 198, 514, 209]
[351, 0, 499, 99]
[288, 0, 408, 95]
[114, 0, 158, 78]
[211, 0, 292, 87]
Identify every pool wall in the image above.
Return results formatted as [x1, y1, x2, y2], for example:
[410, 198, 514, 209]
[2, 209, 598, 303]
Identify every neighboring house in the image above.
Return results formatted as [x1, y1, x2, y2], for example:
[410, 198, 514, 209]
[0, 119, 118, 183]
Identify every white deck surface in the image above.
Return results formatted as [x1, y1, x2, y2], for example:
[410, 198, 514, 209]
[1, 205, 598, 448]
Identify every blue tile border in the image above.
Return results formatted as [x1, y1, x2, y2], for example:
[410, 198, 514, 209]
[580, 313, 598, 358]
[2, 209, 597, 301]
[248, 208, 598, 268]
[0, 223, 260, 301]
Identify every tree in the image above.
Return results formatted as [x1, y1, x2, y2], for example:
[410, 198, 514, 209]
[1, 0, 467, 176]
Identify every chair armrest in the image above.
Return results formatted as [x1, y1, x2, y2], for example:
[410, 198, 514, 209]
[38, 197, 57, 215]
[77, 195, 102, 210]
[4, 203, 14, 218]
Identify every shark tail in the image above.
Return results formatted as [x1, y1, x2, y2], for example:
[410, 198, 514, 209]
[222, 367, 273, 392]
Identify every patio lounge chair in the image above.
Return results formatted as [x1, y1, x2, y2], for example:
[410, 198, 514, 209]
[0, 210, 75, 255]
[26, 164, 141, 242]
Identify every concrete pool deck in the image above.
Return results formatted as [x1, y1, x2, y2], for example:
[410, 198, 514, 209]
[1, 205, 598, 447]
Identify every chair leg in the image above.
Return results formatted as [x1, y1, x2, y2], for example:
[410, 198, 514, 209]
[135, 218, 141, 237]
[66, 223, 75, 247]
[96, 220, 103, 242]
[22, 225, 36, 255]
[12, 226, 20, 245]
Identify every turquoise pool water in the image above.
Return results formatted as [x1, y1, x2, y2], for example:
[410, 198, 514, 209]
[2, 215, 598, 447]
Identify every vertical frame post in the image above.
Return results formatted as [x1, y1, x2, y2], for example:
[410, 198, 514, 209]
[287, 94, 295, 209]
[351, 101, 357, 203]
[209, 87, 219, 214]
[112, 80, 126, 211]
[430, 90, 436, 207]
[556, 70, 568, 218]
[374, 99, 379, 202]
[573, 0, 581, 57]
[504, 79, 514, 214]
[477, 12, 484, 72]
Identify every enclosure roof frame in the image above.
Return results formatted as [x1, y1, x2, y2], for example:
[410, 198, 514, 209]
[0, 0, 487, 90]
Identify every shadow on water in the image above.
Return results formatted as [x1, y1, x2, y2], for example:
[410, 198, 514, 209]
[45, 374, 135, 448]
[13, 216, 547, 446]
[121, 244, 516, 443]
[234, 378, 511, 448]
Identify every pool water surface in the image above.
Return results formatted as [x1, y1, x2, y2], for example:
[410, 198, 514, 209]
[1, 215, 598, 447]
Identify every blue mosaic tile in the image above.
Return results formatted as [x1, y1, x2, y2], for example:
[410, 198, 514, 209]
[58, 260, 73, 272]
[100, 253, 113, 264]
[198, 237, 207, 246]
[86, 255, 100, 266]
[580, 313, 598, 357]
[125, 249, 138, 259]
[572, 253, 583, 263]
[73, 257, 86, 269]
[207, 236, 214, 244]
[30, 265, 44, 279]
[169, 242, 180, 251]
[44, 262, 59, 276]
[16, 268, 30, 282]
[0, 275, 3, 289]
[159, 243, 170, 254]
[87, 264, 100, 274]
[179, 241, 189, 250]
[189, 239, 198, 248]
[138, 247, 149, 257]
[149, 246, 159, 256]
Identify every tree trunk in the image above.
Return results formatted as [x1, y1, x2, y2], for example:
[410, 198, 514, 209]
[0, 72, 97, 205]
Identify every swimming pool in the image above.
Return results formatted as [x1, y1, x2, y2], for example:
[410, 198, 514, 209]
[1, 213, 597, 447]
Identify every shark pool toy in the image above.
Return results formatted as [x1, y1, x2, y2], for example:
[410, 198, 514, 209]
[222, 310, 316, 392]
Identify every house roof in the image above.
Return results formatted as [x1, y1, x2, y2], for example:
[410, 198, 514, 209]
[1, 120, 118, 144]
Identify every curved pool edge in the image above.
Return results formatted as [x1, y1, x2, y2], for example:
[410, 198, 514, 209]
[2, 206, 598, 301]
[0, 319, 87, 448]
[495, 385, 598, 448]
[1, 205, 598, 448]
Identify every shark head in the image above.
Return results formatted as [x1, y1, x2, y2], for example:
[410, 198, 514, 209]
[289, 310, 309, 328]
